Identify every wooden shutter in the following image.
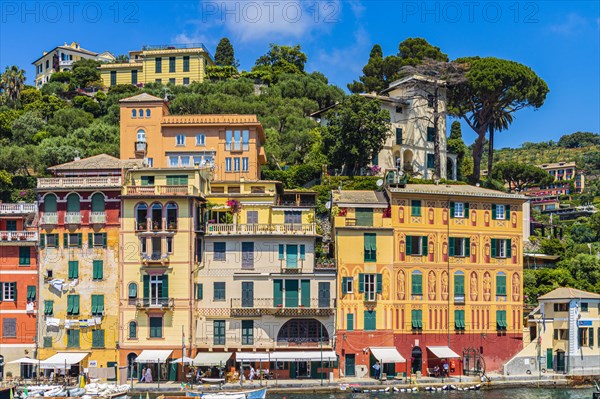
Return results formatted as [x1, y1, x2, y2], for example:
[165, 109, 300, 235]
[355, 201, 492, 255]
[421, 236, 428, 255]
[299, 244, 305, 260]
[347, 313, 354, 331]
[356, 208, 373, 226]
[342, 277, 348, 294]
[406, 236, 413, 255]
[40, 234, 45, 249]
[491, 238, 497, 258]
[450, 202, 455, 218]
[273, 280, 283, 307]
[465, 238, 471, 257]
[464, 202, 470, 218]
[63, 233, 68, 248]
[449, 237, 455, 256]
[301, 280, 310, 307]
[376, 274, 382, 293]
[496, 274, 506, 295]
[505, 205, 510, 220]
[412, 273, 422, 295]
[77, 233, 82, 248]
[358, 273, 364, 293]
[506, 239, 512, 258]
[455, 274, 465, 295]
[102, 233, 107, 248]
[162, 274, 169, 299]
[88, 233, 93, 248]
[143, 275, 149, 299]
[278, 244, 284, 260]
[492, 205, 497, 220]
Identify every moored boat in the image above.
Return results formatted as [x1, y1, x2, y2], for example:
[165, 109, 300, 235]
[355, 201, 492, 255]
[185, 387, 266, 399]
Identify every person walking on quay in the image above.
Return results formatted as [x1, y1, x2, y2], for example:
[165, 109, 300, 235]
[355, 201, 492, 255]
[249, 366, 255, 382]
[139, 367, 146, 383]
[145, 367, 153, 383]
[373, 361, 381, 379]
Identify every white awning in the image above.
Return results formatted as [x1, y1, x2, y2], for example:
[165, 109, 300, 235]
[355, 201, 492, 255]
[134, 350, 173, 363]
[427, 346, 461, 359]
[8, 357, 40, 364]
[370, 347, 406, 363]
[193, 352, 232, 366]
[236, 352, 270, 362]
[236, 351, 336, 362]
[40, 352, 89, 368]
[170, 356, 194, 364]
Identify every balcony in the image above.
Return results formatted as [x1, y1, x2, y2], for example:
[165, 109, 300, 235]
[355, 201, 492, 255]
[335, 216, 392, 229]
[0, 231, 38, 244]
[126, 185, 191, 196]
[315, 259, 336, 271]
[225, 142, 248, 152]
[141, 252, 170, 265]
[37, 176, 122, 189]
[90, 212, 106, 224]
[206, 223, 316, 235]
[277, 192, 317, 207]
[41, 212, 58, 225]
[135, 141, 147, 155]
[0, 203, 37, 215]
[136, 297, 174, 310]
[65, 212, 82, 225]
[229, 298, 335, 317]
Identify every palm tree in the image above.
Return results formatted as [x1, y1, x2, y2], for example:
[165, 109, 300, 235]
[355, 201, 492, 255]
[0, 66, 26, 104]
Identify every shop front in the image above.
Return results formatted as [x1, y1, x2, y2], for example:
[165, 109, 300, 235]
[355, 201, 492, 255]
[236, 350, 337, 380]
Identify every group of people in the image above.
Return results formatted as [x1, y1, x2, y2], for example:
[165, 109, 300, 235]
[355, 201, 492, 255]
[433, 359, 451, 377]
[239, 365, 256, 382]
[138, 367, 153, 383]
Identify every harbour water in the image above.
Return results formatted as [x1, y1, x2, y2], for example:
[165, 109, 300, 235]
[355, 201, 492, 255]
[267, 387, 594, 399]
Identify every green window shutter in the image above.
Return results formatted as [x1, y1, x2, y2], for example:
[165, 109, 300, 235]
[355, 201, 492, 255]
[464, 202, 470, 218]
[88, 233, 93, 248]
[77, 233, 82, 248]
[98, 295, 104, 314]
[92, 330, 105, 348]
[395, 128, 402, 144]
[67, 295, 73, 314]
[285, 279, 299, 308]
[355, 208, 373, 226]
[91, 295, 97, 314]
[162, 274, 169, 299]
[411, 200, 421, 216]
[364, 233, 377, 262]
[273, 280, 283, 307]
[421, 236, 428, 255]
[491, 238, 497, 258]
[455, 274, 465, 296]
[492, 204, 497, 220]
[278, 244, 284, 260]
[449, 237, 455, 256]
[455, 310, 461, 329]
[342, 277, 348, 294]
[93, 260, 103, 280]
[347, 313, 354, 331]
[102, 233, 107, 248]
[450, 202, 455, 218]
[301, 279, 310, 307]
[496, 274, 506, 295]
[358, 273, 364, 293]
[27, 286, 36, 301]
[74, 295, 80, 315]
[68, 261, 78, 279]
[505, 205, 510, 220]
[589, 328, 594, 347]
[196, 283, 203, 300]
[44, 300, 53, 315]
[19, 247, 31, 265]
[40, 234, 45, 249]
[506, 239, 512, 258]
[43, 336, 52, 348]
[376, 274, 382, 293]
[63, 233, 68, 248]
[364, 310, 376, 331]
[465, 238, 471, 257]
[299, 244, 305, 260]
[406, 236, 413, 255]
[143, 275, 149, 299]
[141, 176, 149, 186]
[412, 273, 422, 295]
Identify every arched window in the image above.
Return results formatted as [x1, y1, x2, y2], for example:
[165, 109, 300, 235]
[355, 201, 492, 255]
[126, 352, 137, 379]
[411, 270, 423, 296]
[129, 322, 137, 339]
[44, 193, 57, 213]
[91, 193, 105, 213]
[137, 129, 146, 142]
[277, 319, 329, 344]
[66, 193, 80, 213]
[166, 203, 178, 230]
[132, 109, 137, 118]
[151, 203, 163, 230]
[128, 282, 138, 298]
[136, 203, 148, 230]
[146, 109, 151, 118]
[138, 109, 143, 118]
[454, 271, 465, 298]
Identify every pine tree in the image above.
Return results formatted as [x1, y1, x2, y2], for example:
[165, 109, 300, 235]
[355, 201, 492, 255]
[214, 38, 238, 68]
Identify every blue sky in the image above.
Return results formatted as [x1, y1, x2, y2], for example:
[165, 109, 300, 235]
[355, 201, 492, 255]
[1, 1, 598, 148]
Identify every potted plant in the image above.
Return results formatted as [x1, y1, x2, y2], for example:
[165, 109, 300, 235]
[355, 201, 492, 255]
[1, 233, 7, 240]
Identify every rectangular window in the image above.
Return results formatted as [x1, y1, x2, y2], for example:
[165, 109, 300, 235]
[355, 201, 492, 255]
[234, 158, 240, 172]
[241, 320, 253, 345]
[43, 336, 52, 348]
[411, 309, 423, 330]
[169, 78, 175, 84]
[166, 175, 188, 185]
[110, 71, 116, 86]
[91, 295, 104, 316]
[491, 239, 511, 259]
[26, 286, 36, 301]
[451, 202, 468, 218]
[149, 316, 163, 338]
[176, 135, 186, 146]
[454, 274, 465, 298]
[246, 211, 258, 224]
[364, 310, 376, 331]
[68, 260, 79, 279]
[496, 310, 507, 330]
[19, 247, 30, 265]
[492, 204, 508, 220]
[242, 130, 249, 151]
[92, 329, 105, 348]
[285, 244, 298, 268]
[183, 56, 190, 72]
[183, 77, 190, 85]
[214, 320, 226, 345]
[233, 130, 241, 150]
[90, 233, 106, 248]
[195, 283, 203, 300]
[554, 303, 568, 312]
[214, 242, 226, 261]
[242, 157, 249, 172]
[454, 310, 465, 330]
[66, 233, 82, 248]
[411, 200, 421, 216]
[196, 134, 205, 146]
[213, 282, 226, 301]
[449, 237, 470, 257]
[427, 153, 435, 169]
[406, 236, 428, 256]
[92, 260, 103, 280]
[67, 329, 80, 348]
[169, 56, 176, 73]
[3, 318, 16, 338]
[225, 158, 232, 172]
[496, 274, 507, 296]
[427, 95, 434, 107]
[342, 277, 354, 294]
[355, 208, 373, 227]
[284, 211, 302, 224]
[131, 70, 138, 85]
[225, 130, 233, 150]
[155, 79, 162, 84]
[242, 242, 254, 269]
[6, 220, 16, 231]
[273, 279, 283, 307]
[347, 313, 354, 331]
[155, 57, 162, 73]
[169, 156, 178, 167]
[285, 280, 299, 307]
[427, 127, 436, 142]
[361, 273, 379, 302]
[46, 233, 58, 247]
[412, 273, 423, 295]
[140, 176, 154, 186]
[395, 127, 402, 144]
[581, 303, 589, 312]
[166, 237, 173, 253]
[364, 233, 377, 262]
[67, 295, 80, 315]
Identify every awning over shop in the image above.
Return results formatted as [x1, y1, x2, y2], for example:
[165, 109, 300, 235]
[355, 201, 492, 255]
[427, 346, 461, 359]
[40, 352, 89, 368]
[370, 347, 406, 363]
[193, 352, 232, 366]
[236, 352, 270, 362]
[134, 350, 173, 363]
[237, 351, 336, 362]
[8, 357, 40, 364]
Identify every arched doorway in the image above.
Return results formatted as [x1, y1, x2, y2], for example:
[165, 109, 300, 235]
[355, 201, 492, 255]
[277, 319, 329, 378]
[127, 353, 138, 379]
[403, 150, 414, 173]
[411, 347, 422, 374]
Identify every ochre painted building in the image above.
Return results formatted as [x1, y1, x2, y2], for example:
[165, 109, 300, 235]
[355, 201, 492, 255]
[99, 44, 214, 87]
[332, 182, 527, 377]
[0, 203, 38, 379]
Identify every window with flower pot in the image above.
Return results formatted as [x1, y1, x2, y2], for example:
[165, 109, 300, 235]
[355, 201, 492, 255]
[166, 203, 178, 230]
[136, 203, 148, 230]
[151, 203, 163, 230]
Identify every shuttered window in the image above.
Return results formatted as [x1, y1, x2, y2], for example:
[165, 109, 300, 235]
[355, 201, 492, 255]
[411, 272, 423, 295]
[68, 261, 78, 279]
[91, 295, 104, 316]
[454, 273, 465, 296]
[496, 310, 507, 330]
[44, 300, 53, 315]
[347, 313, 354, 331]
[364, 310, 376, 331]
[27, 286, 36, 301]
[496, 273, 507, 296]
[273, 280, 283, 307]
[355, 208, 373, 226]
[364, 233, 377, 262]
[67, 329, 80, 348]
[411, 310, 423, 329]
[454, 310, 465, 330]
[67, 295, 80, 315]
[213, 320, 225, 345]
[411, 200, 421, 216]
[93, 260, 103, 280]
[19, 247, 30, 265]
[92, 330, 105, 348]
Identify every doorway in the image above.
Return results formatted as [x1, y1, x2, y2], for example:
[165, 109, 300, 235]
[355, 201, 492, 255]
[411, 347, 422, 374]
[556, 351, 565, 373]
[345, 354, 356, 377]
[295, 361, 310, 378]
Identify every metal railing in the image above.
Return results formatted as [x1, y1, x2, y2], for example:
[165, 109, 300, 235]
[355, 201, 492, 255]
[141, 252, 170, 263]
[136, 297, 174, 308]
[90, 212, 106, 224]
[126, 185, 190, 195]
[0, 203, 36, 214]
[0, 231, 38, 242]
[206, 223, 316, 235]
[38, 176, 121, 188]
[231, 298, 335, 309]
[65, 212, 82, 224]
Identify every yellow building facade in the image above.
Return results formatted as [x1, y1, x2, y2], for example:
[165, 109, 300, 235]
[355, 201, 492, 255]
[99, 44, 214, 87]
[333, 182, 527, 377]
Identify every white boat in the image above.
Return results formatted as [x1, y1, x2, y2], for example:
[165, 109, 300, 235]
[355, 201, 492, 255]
[186, 387, 266, 399]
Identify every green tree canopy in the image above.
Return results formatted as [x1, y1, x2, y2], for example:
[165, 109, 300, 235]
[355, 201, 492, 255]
[71, 59, 102, 88]
[492, 161, 553, 192]
[214, 38, 238, 67]
[557, 131, 600, 148]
